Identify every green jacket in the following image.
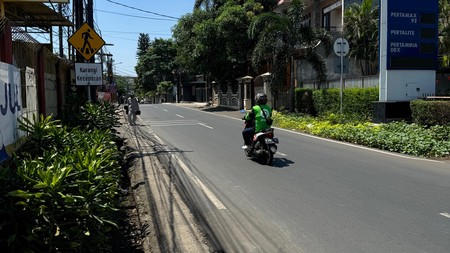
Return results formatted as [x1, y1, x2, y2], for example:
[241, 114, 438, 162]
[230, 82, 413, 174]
[245, 104, 273, 132]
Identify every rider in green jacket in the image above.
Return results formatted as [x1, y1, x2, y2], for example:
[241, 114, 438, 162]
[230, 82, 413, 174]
[242, 93, 273, 149]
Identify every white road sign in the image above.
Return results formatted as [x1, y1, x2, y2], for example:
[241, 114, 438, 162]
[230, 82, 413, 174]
[75, 63, 102, 86]
[334, 37, 349, 57]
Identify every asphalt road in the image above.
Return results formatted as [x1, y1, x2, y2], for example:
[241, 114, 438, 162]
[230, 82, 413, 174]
[136, 103, 450, 253]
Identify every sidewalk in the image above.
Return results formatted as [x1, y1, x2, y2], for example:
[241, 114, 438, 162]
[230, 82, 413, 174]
[117, 109, 212, 253]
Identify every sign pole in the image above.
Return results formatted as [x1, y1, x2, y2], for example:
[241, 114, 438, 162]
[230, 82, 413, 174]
[68, 22, 105, 101]
[87, 81, 91, 101]
[334, 37, 349, 114]
[340, 41, 343, 113]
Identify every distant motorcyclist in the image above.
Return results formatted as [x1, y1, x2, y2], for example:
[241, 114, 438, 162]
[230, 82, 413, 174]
[242, 93, 273, 149]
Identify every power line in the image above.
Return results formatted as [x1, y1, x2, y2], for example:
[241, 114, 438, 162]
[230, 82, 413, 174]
[102, 34, 139, 42]
[101, 30, 144, 34]
[105, 0, 179, 20]
[95, 9, 177, 21]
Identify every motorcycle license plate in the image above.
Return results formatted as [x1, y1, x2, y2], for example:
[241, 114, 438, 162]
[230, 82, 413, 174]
[265, 138, 276, 144]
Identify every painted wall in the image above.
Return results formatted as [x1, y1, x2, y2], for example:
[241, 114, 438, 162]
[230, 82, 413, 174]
[0, 62, 22, 162]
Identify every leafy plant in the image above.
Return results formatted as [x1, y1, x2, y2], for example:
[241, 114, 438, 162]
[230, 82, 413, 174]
[17, 114, 69, 156]
[2, 99, 124, 252]
[273, 111, 450, 158]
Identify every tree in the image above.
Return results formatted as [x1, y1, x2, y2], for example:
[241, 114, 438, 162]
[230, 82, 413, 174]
[113, 75, 133, 97]
[248, 0, 332, 110]
[136, 33, 150, 58]
[173, 1, 266, 83]
[135, 38, 177, 94]
[157, 81, 174, 96]
[344, 0, 379, 76]
[194, 0, 277, 11]
[439, 0, 450, 68]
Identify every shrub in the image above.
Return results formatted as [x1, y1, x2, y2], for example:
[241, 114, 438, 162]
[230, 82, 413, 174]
[313, 88, 340, 115]
[6, 130, 121, 252]
[273, 111, 450, 158]
[1, 102, 123, 252]
[312, 87, 378, 118]
[62, 94, 120, 132]
[295, 88, 315, 115]
[410, 99, 450, 126]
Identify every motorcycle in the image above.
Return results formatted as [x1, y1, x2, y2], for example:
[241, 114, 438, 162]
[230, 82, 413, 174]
[245, 128, 279, 165]
[241, 110, 279, 165]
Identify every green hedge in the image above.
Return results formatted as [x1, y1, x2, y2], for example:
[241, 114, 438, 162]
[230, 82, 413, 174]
[312, 87, 379, 118]
[273, 112, 450, 157]
[312, 88, 340, 115]
[411, 99, 450, 126]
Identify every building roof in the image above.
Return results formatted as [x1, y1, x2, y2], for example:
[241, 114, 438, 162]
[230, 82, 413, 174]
[3, 1, 73, 27]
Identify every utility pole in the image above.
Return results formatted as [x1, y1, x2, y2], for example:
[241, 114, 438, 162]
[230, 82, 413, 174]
[58, 4, 63, 58]
[86, 0, 95, 101]
[74, 0, 83, 63]
[73, 0, 97, 101]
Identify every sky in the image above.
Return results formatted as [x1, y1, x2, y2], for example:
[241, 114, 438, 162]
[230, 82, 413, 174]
[93, 0, 196, 77]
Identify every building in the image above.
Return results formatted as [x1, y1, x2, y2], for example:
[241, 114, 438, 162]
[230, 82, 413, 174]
[273, 0, 378, 91]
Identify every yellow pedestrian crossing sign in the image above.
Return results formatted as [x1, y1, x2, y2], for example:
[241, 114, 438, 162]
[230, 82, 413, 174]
[68, 23, 105, 61]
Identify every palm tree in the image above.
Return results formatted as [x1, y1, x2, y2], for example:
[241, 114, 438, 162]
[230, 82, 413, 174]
[344, 0, 379, 75]
[248, 0, 332, 110]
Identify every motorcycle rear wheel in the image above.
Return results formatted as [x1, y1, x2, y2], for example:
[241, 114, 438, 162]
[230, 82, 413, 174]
[266, 151, 274, 166]
[260, 142, 274, 166]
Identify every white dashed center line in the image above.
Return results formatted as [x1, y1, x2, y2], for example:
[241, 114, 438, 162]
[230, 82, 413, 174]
[440, 213, 450, 219]
[198, 123, 213, 129]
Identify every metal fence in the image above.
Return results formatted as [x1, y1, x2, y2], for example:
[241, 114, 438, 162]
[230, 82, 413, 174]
[303, 75, 379, 89]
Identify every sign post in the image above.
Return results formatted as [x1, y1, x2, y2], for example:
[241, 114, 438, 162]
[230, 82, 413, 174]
[74, 63, 102, 86]
[334, 37, 349, 113]
[68, 22, 105, 61]
[68, 22, 105, 101]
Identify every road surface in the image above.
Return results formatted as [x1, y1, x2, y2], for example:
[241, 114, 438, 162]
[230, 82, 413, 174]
[135, 103, 450, 253]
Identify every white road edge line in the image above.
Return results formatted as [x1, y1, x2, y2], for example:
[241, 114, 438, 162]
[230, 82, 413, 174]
[440, 213, 450, 219]
[198, 123, 214, 129]
[142, 124, 225, 210]
[174, 156, 227, 210]
[170, 104, 443, 163]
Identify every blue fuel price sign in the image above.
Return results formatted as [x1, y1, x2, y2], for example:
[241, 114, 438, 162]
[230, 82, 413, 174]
[387, 0, 438, 70]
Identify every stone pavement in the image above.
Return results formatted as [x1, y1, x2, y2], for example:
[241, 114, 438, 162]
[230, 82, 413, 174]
[116, 102, 237, 253]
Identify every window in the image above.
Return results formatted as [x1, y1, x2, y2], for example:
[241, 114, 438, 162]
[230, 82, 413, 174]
[322, 12, 331, 31]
